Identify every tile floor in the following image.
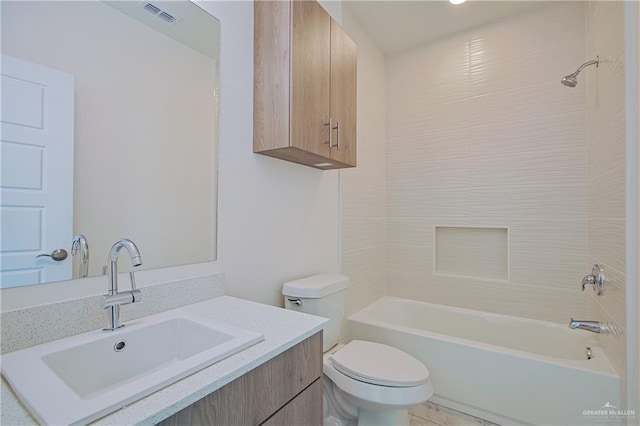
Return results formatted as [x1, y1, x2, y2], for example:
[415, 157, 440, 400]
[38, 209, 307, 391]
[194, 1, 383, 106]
[409, 401, 500, 426]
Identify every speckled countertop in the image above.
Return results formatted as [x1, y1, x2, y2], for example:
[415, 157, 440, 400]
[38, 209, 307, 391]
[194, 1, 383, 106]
[1, 296, 327, 425]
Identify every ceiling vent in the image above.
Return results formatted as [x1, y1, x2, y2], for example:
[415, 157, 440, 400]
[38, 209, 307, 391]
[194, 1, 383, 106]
[142, 2, 177, 24]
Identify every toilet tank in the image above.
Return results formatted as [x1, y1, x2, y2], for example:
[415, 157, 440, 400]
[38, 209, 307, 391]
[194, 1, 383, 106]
[282, 273, 349, 352]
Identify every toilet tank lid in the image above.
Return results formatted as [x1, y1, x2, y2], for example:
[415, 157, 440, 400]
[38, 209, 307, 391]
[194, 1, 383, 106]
[282, 273, 350, 298]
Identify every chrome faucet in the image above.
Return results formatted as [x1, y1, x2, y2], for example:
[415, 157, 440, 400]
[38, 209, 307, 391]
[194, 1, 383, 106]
[71, 234, 90, 278]
[102, 239, 143, 331]
[569, 318, 609, 334]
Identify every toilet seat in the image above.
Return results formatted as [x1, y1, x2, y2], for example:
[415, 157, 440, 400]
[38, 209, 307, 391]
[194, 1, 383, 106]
[323, 347, 433, 410]
[330, 340, 430, 387]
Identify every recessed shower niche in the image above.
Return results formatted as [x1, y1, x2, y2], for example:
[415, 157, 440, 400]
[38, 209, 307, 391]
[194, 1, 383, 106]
[434, 226, 509, 280]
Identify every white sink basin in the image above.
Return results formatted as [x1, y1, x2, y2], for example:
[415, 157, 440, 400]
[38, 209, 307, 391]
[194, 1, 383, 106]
[1, 308, 264, 425]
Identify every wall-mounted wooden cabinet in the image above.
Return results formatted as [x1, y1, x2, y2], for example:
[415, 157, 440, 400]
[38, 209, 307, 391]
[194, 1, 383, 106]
[254, 0, 357, 170]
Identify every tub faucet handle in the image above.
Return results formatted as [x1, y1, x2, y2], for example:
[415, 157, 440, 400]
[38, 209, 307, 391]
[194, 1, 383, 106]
[581, 264, 604, 295]
[581, 275, 595, 290]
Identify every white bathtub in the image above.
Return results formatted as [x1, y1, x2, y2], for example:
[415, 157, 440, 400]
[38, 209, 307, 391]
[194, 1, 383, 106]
[347, 297, 621, 426]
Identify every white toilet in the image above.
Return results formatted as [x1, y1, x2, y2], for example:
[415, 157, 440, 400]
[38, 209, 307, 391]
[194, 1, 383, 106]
[283, 274, 433, 426]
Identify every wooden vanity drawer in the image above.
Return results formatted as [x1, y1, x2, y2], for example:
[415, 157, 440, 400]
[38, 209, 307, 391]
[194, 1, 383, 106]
[157, 331, 322, 425]
[262, 378, 322, 426]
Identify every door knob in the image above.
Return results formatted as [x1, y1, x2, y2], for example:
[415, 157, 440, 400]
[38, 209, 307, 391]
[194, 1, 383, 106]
[36, 249, 68, 261]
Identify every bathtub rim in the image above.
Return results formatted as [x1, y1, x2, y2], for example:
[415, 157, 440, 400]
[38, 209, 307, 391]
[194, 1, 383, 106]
[347, 296, 619, 377]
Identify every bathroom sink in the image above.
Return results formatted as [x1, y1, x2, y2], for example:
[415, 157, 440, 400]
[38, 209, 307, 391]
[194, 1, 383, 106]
[1, 308, 264, 425]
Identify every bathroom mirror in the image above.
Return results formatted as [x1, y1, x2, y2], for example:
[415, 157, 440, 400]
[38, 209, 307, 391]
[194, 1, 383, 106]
[0, 1, 219, 287]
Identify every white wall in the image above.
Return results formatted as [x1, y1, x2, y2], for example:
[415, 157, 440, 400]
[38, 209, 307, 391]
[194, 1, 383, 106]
[385, 3, 589, 323]
[203, 0, 341, 307]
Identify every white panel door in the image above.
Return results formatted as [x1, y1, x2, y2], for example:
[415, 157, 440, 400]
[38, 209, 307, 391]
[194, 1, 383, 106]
[1, 54, 74, 287]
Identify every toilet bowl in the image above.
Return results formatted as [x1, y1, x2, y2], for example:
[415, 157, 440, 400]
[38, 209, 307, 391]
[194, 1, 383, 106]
[323, 341, 433, 426]
[282, 274, 433, 426]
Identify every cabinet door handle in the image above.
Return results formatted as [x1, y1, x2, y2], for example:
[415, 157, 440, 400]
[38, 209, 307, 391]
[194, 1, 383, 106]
[333, 121, 340, 151]
[324, 117, 333, 148]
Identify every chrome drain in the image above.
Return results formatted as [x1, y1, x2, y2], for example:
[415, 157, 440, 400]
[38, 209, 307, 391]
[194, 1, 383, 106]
[114, 340, 127, 352]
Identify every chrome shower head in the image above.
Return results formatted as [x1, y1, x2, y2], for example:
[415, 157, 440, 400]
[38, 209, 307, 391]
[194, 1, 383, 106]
[561, 56, 599, 88]
[561, 73, 578, 87]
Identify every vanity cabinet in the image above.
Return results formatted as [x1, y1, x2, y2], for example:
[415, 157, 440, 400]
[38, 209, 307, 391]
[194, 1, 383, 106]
[254, 0, 357, 170]
[157, 331, 323, 426]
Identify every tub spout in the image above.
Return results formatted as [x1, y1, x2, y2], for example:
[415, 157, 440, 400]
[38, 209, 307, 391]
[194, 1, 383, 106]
[569, 318, 609, 334]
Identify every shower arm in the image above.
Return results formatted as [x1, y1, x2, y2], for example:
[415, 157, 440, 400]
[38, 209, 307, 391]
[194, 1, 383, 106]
[573, 57, 599, 75]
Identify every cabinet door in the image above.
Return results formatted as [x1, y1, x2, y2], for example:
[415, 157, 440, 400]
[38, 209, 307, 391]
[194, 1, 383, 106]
[157, 332, 323, 426]
[329, 20, 357, 167]
[291, 0, 331, 158]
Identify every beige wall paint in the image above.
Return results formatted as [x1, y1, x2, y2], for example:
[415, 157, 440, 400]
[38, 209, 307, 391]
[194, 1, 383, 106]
[586, 0, 627, 377]
[385, 3, 589, 323]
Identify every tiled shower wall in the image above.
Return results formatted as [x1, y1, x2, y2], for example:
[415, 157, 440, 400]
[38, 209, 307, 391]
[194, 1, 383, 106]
[340, 9, 387, 317]
[385, 3, 590, 323]
[586, 1, 626, 376]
